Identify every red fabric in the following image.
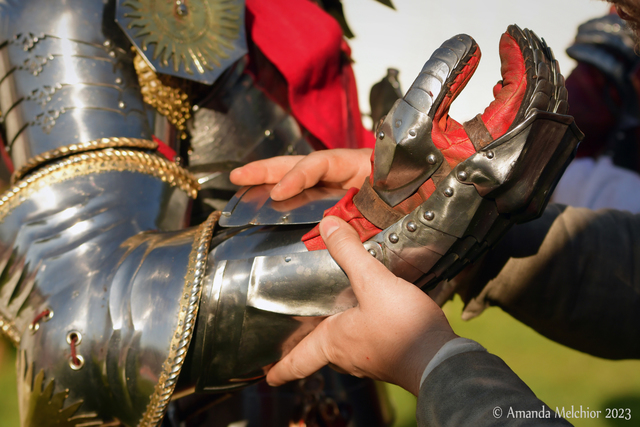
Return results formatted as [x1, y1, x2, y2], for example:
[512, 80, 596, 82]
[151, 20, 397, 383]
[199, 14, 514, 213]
[0, 133, 13, 175]
[303, 31, 531, 251]
[152, 135, 177, 161]
[245, 0, 374, 150]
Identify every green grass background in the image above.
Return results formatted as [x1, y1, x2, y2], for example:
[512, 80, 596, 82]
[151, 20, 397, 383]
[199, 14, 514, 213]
[1, 295, 639, 426]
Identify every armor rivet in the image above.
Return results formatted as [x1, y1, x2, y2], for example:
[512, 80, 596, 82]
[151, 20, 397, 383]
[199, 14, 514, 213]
[118, 101, 126, 109]
[109, 51, 116, 58]
[388, 233, 399, 243]
[285, 256, 292, 263]
[395, 120, 402, 128]
[486, 150, 495, 159]
[444, 187, 454, 197]
[176, 0, 189, 15]
[264, 129, 272, 137]
[378, 131, 385, 139]
[424, 211, 435, 221]
[406, 221, 418, 232]
[103, 40, 111, 48]
[115, 77, 122, 85]
[409, 129, 417, 137]
[368, 249, 377, 257]
[193, 105, 200, 112]
[457, 170, 468, 181]
[427, 154, 437, 165]
[287, 145, 295, 154]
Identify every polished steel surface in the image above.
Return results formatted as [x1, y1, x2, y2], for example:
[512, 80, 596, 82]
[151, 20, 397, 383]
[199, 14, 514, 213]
[0, 163, 196, 425]
[219, 184, 347, 227]
[371, 35, 477, 207]
[188, 71, 313, 193]
[0, 0, 151, 171]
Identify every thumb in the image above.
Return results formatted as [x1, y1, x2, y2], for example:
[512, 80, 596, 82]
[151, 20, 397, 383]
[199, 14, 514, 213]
[319, 216, 396, 297]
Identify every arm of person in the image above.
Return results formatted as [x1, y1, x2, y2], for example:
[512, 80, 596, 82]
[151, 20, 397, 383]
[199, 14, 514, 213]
[229, 148, 372, 201]
[441, 204, 640, 360]
[265, 216, 569, 426]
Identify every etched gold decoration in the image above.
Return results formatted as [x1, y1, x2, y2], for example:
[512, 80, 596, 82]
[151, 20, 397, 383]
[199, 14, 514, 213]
[122, 0, 242, 75]
[133, 53, 191, 139]
[17, 351, 103, 427]
[0, 149, 199, 227]
[12, 137, 159, 183]
[140, 211, 220, 427]
[0, 311, 20, 346]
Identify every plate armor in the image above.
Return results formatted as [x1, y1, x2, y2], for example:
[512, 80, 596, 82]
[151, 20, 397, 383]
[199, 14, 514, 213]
[0, 0, 582, 426]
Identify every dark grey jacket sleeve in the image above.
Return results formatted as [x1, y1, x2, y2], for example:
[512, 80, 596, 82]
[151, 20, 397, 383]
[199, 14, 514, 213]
[451, 204, 640, 360]
[416, 351, 572, 426]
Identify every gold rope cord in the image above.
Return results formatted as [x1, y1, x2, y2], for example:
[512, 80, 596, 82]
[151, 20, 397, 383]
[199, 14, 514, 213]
[12, 137, 159, 183]
[139, 211, 220, 427]
[134, 53, 192, 140]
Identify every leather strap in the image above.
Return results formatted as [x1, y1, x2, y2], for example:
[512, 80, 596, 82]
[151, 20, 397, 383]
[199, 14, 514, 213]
[353, 179, 404, 229]
[463, 114, 494, 150]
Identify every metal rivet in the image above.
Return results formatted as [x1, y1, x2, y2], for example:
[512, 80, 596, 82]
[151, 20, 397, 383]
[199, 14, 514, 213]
[406, 221, 417, 232]
[109, 51, 116, 58]
[176, 0, 189, 15]
[427, 154, 437, 165]
[368, 249, 377, 257]
[115, 77, 122, 85]
[284, 256, 291, 263]
[395, 120, 402, 128]
[444, 187, 454, 197]
[118, 101, 126, 109]
[264, 129, 271, 137]
[192, 105, 200, 112]
[378, 131, 385, 139]
[409, 129, 417, 137]
[69, 354, 85, 370]
[457, 170, 468, 181]
[103, 40, 111, 47]
[486, 150, 495, 159]
[388, 233, 399, 243]
[423, 211, 435, 221]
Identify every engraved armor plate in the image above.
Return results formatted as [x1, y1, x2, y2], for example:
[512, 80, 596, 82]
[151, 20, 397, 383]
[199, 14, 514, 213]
[116, 0, 248, 85]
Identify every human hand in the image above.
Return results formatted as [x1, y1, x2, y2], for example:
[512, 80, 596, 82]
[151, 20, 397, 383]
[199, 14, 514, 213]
[265, 216, 458, 396]
[229, 148, 372, 201]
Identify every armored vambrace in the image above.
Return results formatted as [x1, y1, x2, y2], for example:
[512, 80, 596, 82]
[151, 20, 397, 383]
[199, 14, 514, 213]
[0, 2, 582, 425]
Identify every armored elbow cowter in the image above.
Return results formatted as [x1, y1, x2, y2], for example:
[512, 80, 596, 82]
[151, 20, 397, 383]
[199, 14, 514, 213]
[0, 1, 582, 426]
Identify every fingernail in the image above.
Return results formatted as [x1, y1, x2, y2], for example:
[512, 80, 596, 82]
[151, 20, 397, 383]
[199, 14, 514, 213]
[320, 217, 340, 238]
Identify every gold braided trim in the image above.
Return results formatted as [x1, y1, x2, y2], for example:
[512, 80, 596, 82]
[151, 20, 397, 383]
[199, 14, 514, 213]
[12, 137, 159, 183]
[134, 53, 192, 140]
[0, 149, 199, 224]
[139, 211, 220, 427]
[0, 311, 20, 346]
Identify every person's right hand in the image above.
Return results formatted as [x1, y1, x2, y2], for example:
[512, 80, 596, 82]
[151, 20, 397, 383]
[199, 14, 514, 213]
[229, 148, 372, 201]
[265, 216, 458, 396]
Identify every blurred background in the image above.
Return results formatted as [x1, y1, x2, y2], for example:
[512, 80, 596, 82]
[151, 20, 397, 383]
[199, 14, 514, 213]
[2, 0, 639, 426]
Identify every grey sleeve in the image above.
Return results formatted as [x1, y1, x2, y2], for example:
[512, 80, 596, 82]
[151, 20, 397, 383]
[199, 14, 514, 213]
[416, 351, 572, 426]
[454, 204, 640, 360]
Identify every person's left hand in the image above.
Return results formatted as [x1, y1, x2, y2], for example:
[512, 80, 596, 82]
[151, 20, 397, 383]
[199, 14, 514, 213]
[229, 148, 372, 201]
[265, 216, 458, 396]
